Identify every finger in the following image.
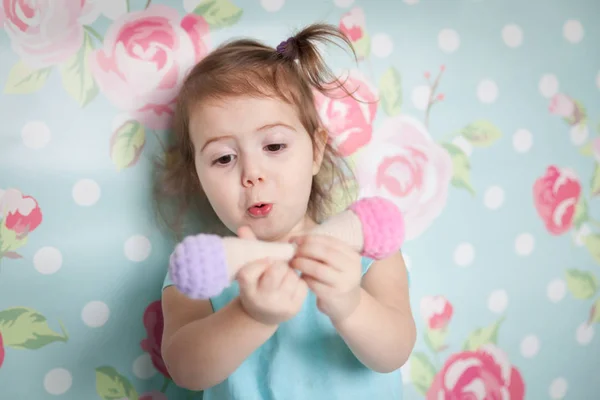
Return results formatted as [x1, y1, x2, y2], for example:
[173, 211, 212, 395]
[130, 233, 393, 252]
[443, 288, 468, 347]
[259, 261, 288, 291]
[237, 225, 257, 240]
[278, 268, 300, 295]
[236, 257, 272, 291]
[290, 256, 337, 286]
[292, 235, 348, 271]
[302, 275, 331, 297]
[291, 278, 308, 305]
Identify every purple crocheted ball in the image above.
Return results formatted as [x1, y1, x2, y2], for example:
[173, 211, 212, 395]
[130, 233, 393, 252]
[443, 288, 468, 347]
[348, 196, 405, 259]
[168, 233, 230, 299]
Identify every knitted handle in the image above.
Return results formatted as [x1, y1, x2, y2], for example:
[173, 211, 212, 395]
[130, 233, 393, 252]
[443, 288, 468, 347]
[168, 196, 405, 299]
[349, 196, 405, 259]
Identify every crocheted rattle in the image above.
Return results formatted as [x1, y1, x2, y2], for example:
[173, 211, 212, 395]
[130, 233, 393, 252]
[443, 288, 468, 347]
[168, 196, 404, 299]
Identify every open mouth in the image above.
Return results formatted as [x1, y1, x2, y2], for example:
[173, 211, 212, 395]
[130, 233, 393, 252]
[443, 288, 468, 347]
[248, 203, 273, 217]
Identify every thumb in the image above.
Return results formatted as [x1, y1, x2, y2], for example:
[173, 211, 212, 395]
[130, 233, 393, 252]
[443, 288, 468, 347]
[237, 225, 257, 240]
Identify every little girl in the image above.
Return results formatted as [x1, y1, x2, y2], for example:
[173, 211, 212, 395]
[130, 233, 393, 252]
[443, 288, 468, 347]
[157, 23, 415, 399]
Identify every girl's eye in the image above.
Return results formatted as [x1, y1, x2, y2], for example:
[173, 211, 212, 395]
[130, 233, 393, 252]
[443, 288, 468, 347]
[265, 144, 286, 152]
[214, 154, 235, 165]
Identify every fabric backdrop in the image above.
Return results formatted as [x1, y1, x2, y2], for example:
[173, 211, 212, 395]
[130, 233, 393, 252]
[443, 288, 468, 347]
[0, 0, 598, 399]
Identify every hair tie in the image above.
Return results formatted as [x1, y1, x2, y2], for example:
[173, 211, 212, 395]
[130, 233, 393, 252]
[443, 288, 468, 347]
[276, 37, 295, 58]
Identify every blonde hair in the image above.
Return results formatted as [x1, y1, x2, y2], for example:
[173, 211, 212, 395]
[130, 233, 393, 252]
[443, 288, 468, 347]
[154, 23, 360, 239]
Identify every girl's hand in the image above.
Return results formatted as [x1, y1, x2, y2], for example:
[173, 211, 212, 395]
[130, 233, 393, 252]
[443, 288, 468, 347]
[289, 234, 363, 323]
[235, 226, 308, 326]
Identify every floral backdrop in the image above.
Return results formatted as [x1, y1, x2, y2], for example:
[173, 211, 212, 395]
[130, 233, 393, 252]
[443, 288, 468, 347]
[0, 0, 599, 399]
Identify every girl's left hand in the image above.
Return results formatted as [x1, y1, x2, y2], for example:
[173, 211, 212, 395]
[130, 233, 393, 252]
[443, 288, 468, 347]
[289, 234, 363, 323]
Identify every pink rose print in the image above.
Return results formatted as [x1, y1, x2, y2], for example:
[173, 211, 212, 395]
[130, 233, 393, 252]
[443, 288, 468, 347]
[89, 5, 210, 130]
[339, 7, 366, 43]
[354, 115, 453, 240]
[533, 165, 581, 235]
[2, 0, 99, 69]
[140, 392, 168, 400]
[427, 345, 525, 400]
[548, 93, 575, 117]
[591, 137, 600, 163]
[0, 188, 42, 236]
[420, 296, 453, 330]
[141, 300, 170, 379]
[0, 331, 4, 369]
[313, 70, 377, 156]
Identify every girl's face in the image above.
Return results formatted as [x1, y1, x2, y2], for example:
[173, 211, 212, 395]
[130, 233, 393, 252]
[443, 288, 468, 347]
[189, 95, 325, 242]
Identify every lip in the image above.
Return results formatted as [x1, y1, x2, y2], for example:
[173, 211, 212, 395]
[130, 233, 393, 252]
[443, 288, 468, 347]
[247, 202, 273, 217]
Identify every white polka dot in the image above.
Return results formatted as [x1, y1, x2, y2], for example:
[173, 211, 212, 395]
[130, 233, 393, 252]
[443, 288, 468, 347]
[401, 360, 411, 384]
[437, 29, 460, 53]
[539, 74, 559, 98]
[333, 0, 354, 7]
[502, 24, 523, 48]
[563, 19, 584, 43]
[411, 85, 431, 111]
[133, 354, 157, 379]
[512, 129, 533, 153]
[520, 334, 540, 358]
[547, 279, 566, 303]
[82, 301, 110, 328]
[44, 368, 72, 395]
[403, 254, 412, 272]
[549, 377, 568, 399]
[372, 33, 393, 58]
[33, 247, 63, 275]
[484, 186, 504, 210]
[570, 124, 588, 146]
[515, 233, 534, 256]
[97, 0, 127, 20]
[454, 242, 474, 267]
[124, 235, 152, 262]
[576, 321, 594, 345]
[477, 79, 498, 103]
[260, 0, 284, 12]
[596, 71, 600, 90]
[452, 136, 473, 157]
[21, 121, 51, 149]
[72, 179, 101, 206]
[183, 0, 201, 13]
[488, 289, 508, 313]
[403, 0, 419, 4]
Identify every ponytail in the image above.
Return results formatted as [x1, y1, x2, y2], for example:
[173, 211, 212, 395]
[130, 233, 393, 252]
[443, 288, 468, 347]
[275, 23, 358, 98]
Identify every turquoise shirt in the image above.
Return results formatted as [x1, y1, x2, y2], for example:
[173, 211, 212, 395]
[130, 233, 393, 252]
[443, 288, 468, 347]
[162, 256, 405, 400]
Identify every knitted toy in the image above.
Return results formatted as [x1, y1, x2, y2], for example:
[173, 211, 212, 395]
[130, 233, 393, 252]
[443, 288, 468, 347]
[168, 196, 405, 299]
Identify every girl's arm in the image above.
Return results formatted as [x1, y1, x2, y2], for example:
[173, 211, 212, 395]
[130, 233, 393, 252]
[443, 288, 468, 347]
[333, 252, 416, 373]
[160, 287, 277, 391]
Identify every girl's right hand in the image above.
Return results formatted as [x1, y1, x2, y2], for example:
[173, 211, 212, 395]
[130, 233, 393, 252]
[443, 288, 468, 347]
[235, 226, 308, 326]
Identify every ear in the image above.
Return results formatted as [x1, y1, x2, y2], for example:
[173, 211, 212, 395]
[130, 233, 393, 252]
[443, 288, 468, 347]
[312, 127, 328, 175]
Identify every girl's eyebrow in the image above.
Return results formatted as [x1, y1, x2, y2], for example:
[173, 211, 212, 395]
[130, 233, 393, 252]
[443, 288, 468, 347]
[199, 122, 297, 153]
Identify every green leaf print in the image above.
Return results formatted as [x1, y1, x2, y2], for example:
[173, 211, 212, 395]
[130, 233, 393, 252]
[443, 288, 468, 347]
[584, 234, 600, 265]
[95, 366, 139, 400]
[110, 120, 146, 170]
[572, 197, 589, 230]
[379, 67, 402, 116]
[0, 307, 68, 350]
[193, 0, 243, 29]
[565, 269, 598, 299]
[59, 30, 99, 107]
[0, 220, 28, 253]
[352, 33, 371, 60]
[3, 61, 52, 94]
[462, 317, 504, 351]
[590, 162, 600, 197]
[589, 297, 600, 325]
[441, 142, 475, 195]
[460, 120, 502, 147]
[409, 351, 437, 396]
[424, 328, 448, 353]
